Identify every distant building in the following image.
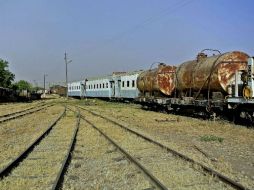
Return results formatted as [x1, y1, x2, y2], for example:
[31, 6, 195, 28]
[50, 85, 67, 96]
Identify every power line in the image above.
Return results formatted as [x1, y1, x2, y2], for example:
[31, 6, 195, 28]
[85, 0, 195, 53]
[106, 0, 194, 43]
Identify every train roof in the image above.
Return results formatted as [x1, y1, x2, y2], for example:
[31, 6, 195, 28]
[86, 74, 112, 81]
[68, 70, 143, 84]
[85, 70, 143, 81]
[114, 70, 143, 76]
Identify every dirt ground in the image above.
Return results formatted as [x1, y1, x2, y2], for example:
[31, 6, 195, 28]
[76, 99, 254, 189]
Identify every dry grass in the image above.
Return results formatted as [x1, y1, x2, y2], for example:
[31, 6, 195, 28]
[63, 118, 151, 190]
[76, 99, 254, 189]
[78, 108, 232, 189]
[0, 110, 77, 190]
[0, 98, 59, 117]
[0, 101, 45, 116]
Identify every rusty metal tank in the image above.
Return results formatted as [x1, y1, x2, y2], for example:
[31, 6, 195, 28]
[137, 63, 176, 96]
[176, 51, 249, 93]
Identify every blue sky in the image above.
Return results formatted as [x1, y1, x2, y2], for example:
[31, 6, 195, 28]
[0, 0, 253, 87]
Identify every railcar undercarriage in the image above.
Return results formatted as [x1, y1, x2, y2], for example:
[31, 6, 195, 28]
[136, 96, 254, 126]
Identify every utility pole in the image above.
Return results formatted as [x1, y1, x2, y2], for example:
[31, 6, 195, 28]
[43, 74, 48, 97]
[64, 52, 72, 98]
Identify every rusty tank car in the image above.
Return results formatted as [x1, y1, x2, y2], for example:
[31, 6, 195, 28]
[175, 51, 249, 97]
[137, 63, 176, 97]
[137, 50, 254, 124]
[138, 51, 249, 99]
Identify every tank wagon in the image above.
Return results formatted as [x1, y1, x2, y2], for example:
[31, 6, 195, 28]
[137, 50, 254, 121]
[137, 64, 176, 103]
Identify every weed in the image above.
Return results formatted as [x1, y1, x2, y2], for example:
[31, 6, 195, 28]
[200, 135, 224, 143]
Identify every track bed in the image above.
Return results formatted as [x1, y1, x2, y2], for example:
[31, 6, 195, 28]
[0, 109, 78, 190]
[63, 117, 152, 189]
[78, 107, 234, 190]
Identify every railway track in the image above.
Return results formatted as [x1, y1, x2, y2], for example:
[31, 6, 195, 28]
[0, 105, 65, 171]
[78, 106, 250, 190]
[63, 106, 166, 189]
[80, 115, 168, 189]
[0, 101, 46, 115]
[0, 104, 249, 189]
[0, 102, 45, 117]
[0, 103, 53, 123]
[0, 108, 80, 190]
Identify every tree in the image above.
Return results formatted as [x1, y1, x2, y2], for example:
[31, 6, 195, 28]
[0, 59, 15, 88]
[13, 80, 32, 91]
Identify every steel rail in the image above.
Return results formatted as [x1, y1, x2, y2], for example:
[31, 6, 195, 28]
[51, 109, 80, 190]
[0, 107, 66, 178]
[79, 106, 250, 190]
[0, 104, 54, 123]
[80, 114, 169, 190]
[0, 103, 46, 119]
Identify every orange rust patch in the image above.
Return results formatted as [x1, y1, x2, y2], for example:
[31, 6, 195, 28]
[158, 66, 176, 95]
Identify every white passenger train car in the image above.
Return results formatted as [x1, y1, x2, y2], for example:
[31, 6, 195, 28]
[85, 75, 112, 98]
[67, 70, 143, 100]
[67, 81, 84, 97]
[118, 71, 142, 99]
